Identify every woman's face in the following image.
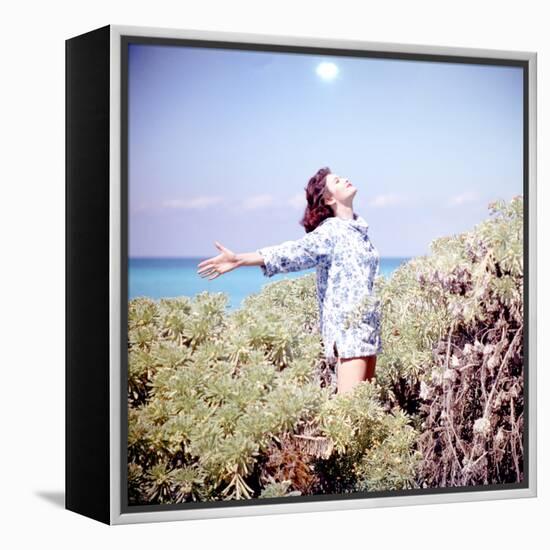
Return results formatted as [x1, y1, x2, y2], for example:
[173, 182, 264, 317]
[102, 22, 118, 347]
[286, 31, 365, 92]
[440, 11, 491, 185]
[323, 174, 357, 208]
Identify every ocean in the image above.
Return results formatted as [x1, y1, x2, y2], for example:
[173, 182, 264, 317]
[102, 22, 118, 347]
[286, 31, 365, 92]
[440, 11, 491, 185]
[128, 257, 411, 311]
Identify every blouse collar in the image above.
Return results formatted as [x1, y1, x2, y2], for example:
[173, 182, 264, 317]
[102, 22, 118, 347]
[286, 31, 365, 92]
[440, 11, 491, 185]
[334, 213, 369, 236]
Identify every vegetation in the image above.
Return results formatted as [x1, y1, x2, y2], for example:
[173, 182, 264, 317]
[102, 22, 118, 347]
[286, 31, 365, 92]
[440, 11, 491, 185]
[371, 196, 524, 486]
[127, 196, 524, 504]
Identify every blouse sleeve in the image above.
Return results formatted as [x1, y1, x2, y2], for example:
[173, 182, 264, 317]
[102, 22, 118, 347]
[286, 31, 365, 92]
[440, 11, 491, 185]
[257, 220, 335, 278]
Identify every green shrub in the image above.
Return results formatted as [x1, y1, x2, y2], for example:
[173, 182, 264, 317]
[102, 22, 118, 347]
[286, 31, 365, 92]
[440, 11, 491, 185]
[127, 283, 419, 503]
[356, 196, 524, 486]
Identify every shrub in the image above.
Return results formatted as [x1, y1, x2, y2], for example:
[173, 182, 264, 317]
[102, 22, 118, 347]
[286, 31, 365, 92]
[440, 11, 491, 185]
[127, 284, 419, 503]
[355, 196, 524, 486]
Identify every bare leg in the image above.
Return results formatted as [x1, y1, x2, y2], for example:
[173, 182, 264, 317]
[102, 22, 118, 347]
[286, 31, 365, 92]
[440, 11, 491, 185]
[336, 354, 377, 395]
[337, 357, 368, 394]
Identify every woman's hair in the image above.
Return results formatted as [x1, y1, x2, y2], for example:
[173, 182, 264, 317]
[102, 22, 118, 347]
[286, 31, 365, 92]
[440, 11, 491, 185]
[299, 166, 334, 233]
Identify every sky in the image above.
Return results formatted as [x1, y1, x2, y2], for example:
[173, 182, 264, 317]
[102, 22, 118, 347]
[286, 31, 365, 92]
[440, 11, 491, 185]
[128, 43, 524, 258]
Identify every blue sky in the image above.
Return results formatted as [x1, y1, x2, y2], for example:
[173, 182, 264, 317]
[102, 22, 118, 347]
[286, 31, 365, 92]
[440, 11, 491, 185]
[128, 43, 523, 258]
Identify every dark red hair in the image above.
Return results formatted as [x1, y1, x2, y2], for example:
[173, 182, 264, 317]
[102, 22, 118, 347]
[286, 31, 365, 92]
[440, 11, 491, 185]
[299, 166, 334, 233]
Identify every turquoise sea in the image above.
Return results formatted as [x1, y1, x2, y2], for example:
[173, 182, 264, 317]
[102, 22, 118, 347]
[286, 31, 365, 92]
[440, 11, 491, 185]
[128, 257, 411, 311]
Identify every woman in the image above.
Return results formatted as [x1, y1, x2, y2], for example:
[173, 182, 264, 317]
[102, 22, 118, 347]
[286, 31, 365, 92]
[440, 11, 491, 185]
[197, 166, 382, 394]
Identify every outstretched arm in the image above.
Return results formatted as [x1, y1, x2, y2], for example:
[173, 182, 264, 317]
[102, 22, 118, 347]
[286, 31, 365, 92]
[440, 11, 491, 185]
[256, 221, 335, 278]
[197, 242, 265, 280]
[197, 221, 334, 280]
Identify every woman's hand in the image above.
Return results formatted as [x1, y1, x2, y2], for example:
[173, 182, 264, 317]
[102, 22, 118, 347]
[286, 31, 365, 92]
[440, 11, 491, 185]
[197, 241, 241, 280]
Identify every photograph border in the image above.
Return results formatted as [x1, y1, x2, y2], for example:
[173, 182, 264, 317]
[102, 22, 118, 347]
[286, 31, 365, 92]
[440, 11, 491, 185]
[109, 24, 537, 525]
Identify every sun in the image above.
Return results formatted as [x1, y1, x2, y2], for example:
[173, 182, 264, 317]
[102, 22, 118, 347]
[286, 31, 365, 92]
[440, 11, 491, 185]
[316, 62, 339, 81]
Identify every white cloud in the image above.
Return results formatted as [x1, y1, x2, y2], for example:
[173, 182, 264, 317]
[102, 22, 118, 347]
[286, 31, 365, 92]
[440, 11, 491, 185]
[242, 194, 274, 210]
[288, 192, 306, 210]
[368, 193, 407, 207]
[449, 191, 479, 206]
[161, 196, 224, 210]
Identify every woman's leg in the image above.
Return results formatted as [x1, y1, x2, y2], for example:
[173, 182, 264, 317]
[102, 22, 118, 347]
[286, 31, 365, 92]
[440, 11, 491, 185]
[337, 354, 377, 394]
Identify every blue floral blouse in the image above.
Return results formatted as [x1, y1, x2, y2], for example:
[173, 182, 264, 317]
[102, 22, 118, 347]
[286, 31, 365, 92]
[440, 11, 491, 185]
[257, 213, 382, 362]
